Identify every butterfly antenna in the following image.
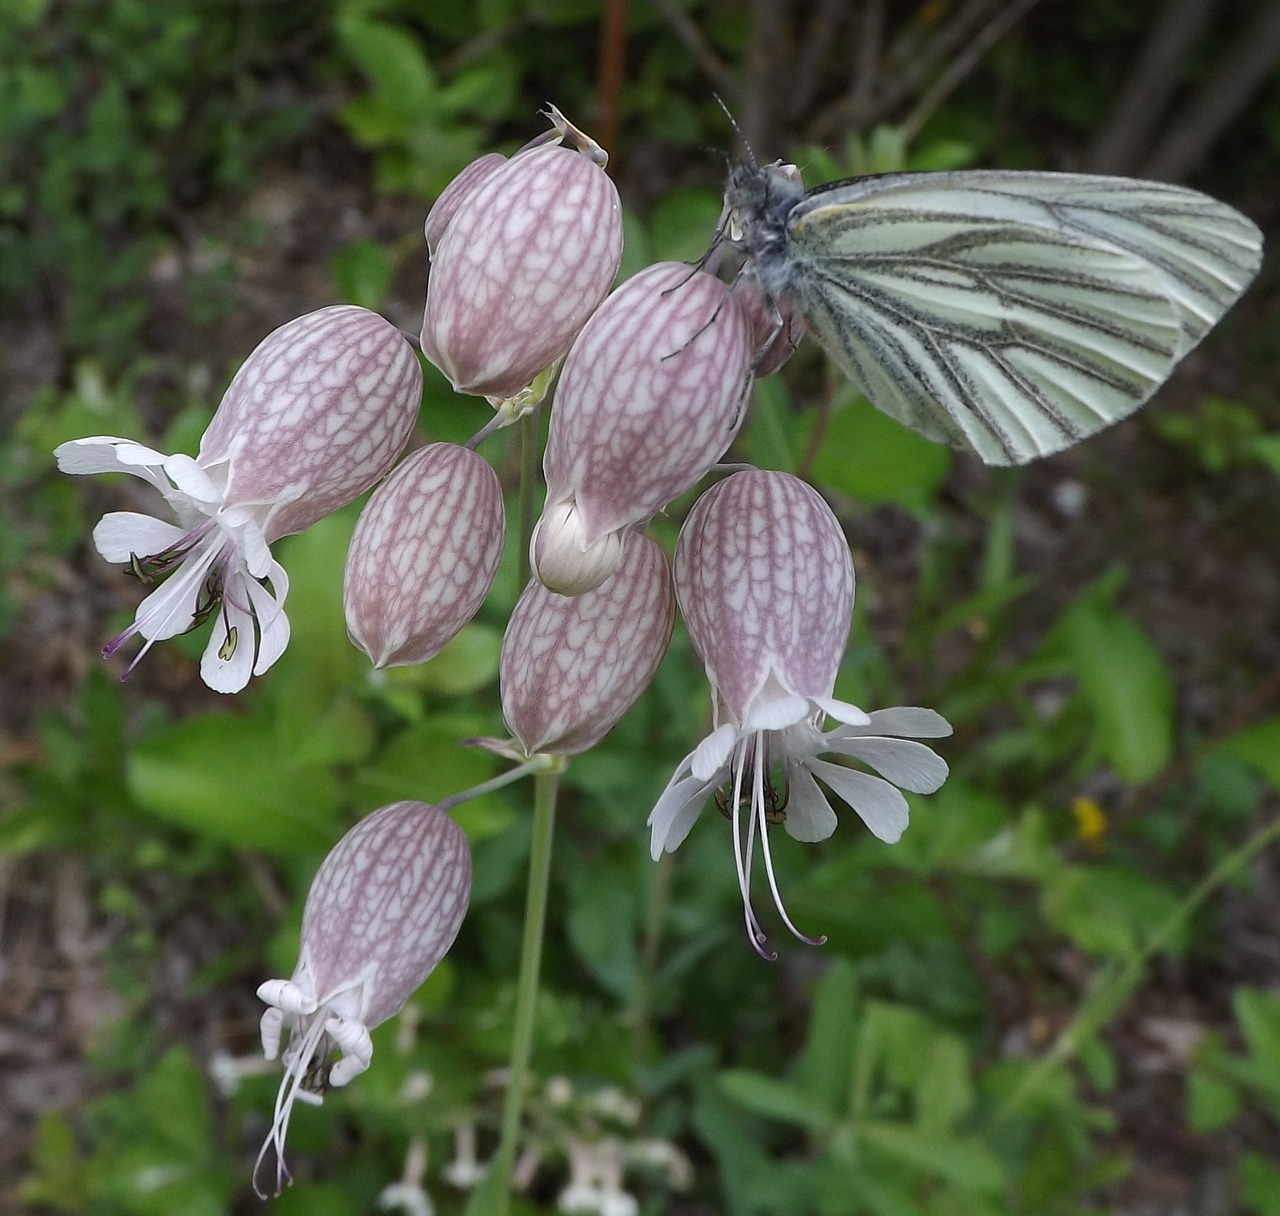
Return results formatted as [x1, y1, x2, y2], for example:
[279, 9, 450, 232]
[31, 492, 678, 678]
[713, 93, 756, 168]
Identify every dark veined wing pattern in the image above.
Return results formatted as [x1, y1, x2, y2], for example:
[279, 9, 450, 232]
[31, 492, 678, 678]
[783, 171, 1263, 465]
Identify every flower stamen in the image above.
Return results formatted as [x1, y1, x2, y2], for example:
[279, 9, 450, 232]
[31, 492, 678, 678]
[254, 1010, 330, 1197]
[731, 734, 777, 960]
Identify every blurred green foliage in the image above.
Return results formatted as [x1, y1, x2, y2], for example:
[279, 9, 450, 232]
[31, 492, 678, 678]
[4, 2, 1280, 1215]
[0, 0, 314, 366]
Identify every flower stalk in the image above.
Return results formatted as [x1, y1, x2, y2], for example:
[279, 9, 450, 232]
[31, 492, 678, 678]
[492, 768, 561, 1216]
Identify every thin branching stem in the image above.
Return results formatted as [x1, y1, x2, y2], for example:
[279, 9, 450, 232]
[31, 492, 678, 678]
[990, 808, 1280, 1125]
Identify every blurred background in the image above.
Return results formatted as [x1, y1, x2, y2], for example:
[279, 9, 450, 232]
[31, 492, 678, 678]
[3, 1, 1280, 1213]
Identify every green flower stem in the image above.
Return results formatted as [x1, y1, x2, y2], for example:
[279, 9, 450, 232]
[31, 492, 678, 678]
[991, 811, 1280, 1125]
[436, 753, 565, 814]
[493, 768, 560, 1215]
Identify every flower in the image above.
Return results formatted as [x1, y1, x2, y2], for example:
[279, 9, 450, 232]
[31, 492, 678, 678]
[55, 306, 422, 692]
[559, 1140, 638, 1216]
[420, 106, 623, 411]
[646, 469, 951, 956]
[255, 801, 471, 1196]
[500, 533, 674, 756]
[533, 261, 755, 595]
[344, 443, 505, 668]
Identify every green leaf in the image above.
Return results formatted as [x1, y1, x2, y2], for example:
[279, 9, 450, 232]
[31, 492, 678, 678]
[337, 17, 434, 113]
[1241, 1153, 1280, 1216]
[352, 715, 506, 839]
[1249, 433, 1280, 477]
[566, 858, 640, 1001]
[719, 1069, 836, 1135]
[915, 1033, 973, 1135]
[129, 714, 342, 853]
[330, 238, 393, 309]
[808, 390, 951, 513]
[647, 186, 722, 264]
[1041, 864, 1182, 960]
[1187, 1067, 1240, 1132]
[798, 958, 857, 1115]
[749, 375, 797, 473]
[138, 1047, 213, 1153]
[858, 1122, 1005, 1193]
[1217, 717, 1280, 791]
[1234, 987, 1280, 1067]
[1062, 590, 1174, 783]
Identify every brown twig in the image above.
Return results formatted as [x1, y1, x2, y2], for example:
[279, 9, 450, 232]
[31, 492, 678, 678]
[645, 0, 741, 106]
[848, 0, 885, 130]
[1143, 0, 1280, 182]
[788, 0, 849, 122]
[743, 0, 790, 154]
[900, 0, 1047, 144]
[814, 0, 1003, 137]
[597, 0, 629, 162]
[1085, 0, 1220, 175]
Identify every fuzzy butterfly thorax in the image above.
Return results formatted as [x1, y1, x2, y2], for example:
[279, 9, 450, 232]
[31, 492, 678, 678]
[725, 160, 807, 296]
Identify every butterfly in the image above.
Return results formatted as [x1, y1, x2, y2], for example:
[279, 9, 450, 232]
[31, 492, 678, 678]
[723, 160, 1263, 465]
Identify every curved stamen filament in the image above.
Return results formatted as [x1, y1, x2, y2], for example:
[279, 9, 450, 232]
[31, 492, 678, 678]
[730, 733, 775, 960]
[254, 1011, 329, 1198]
[756, 786, 827, 949]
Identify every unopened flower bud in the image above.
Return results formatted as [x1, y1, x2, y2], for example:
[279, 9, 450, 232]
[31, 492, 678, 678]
[343, 443, 505, 668]
[255, 802, 471, 1196]
[502, 534, 674, 755]
[528, 500, 626, 596]
[421, 108, 622, 407]
[538, 262, 754, 593]
[425, 152, 507, 255]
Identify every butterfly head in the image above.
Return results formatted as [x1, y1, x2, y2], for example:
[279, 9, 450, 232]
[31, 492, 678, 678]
[723, 160, 806, 293]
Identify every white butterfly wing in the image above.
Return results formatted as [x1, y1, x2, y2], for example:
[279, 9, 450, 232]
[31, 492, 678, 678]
[783, 171, 1263, 465]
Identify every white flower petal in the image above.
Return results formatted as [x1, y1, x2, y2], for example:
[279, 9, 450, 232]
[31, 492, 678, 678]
[743, 694, 809, 732]
[782, 762, 838, 843]
[237, 520, 273, 578]
[813, 696, 871, 726]
[833, 706, 953, 740]
[201, 590, 256, 693]
[247, 563, 291, 676]
[648, 762, 718, 858]
[823, 735, 949, 794]
[55, 437, 169, 486]
[691, 723, 738, 782]
[92, 513, 188, 563]
[164, 454, 223, 505]
[807, 758, 909, 843]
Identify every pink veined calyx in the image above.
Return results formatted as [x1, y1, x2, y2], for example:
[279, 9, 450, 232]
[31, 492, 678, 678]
[499, 532, 676, 757]
[647, 469, 953, 958]
[532, 261, 756, 595]
[54, 306, 422, 693]
[254, 802, 471, 1196]
[420, 105, 623, 421]
[343, 442, 506, 669]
